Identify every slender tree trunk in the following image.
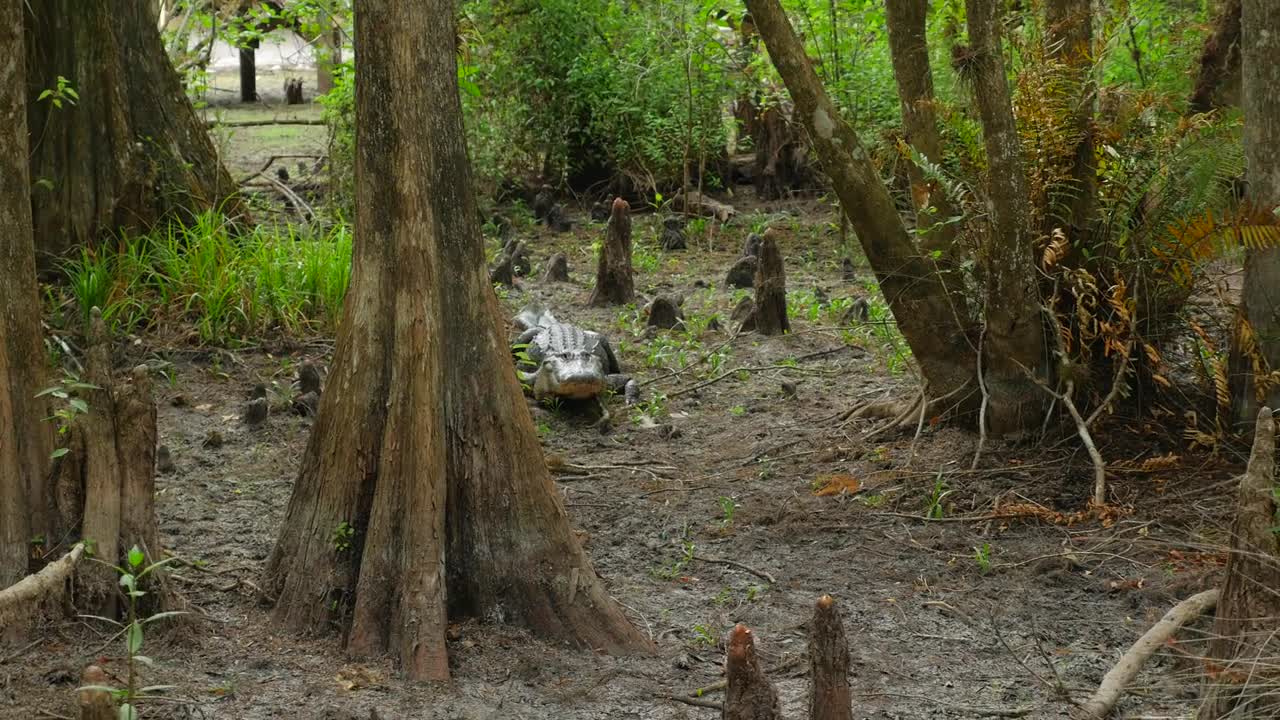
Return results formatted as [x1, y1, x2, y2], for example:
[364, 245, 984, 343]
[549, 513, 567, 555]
[317, 26, 341, 94]
[1, 0, 52, 589]
[240, 41, 258, 102]
[743, 0, 979, 418]
[1044, 0, 1096, 243]
[25, 0, 247, 262]
[965, 0, 1047, 436]
[1197, 407, 1280, 718]
[884, 0, 969, 319]
[265, 0, 650, 681]
[1189, 0, 1242, 115]
[808, 596, 853, 720]
[1230, 0, 1280, 428]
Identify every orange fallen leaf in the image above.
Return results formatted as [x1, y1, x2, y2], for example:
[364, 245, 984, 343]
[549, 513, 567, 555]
[813, 473, 861, 497]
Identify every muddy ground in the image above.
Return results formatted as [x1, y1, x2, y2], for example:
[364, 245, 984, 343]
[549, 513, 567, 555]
[2, 91, 1248, 720]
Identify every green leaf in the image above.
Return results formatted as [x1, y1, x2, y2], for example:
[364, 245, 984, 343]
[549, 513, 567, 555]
[126, 621, 143, 654]
[69, 398, 89, 414]
[119, 703, 138, 720]
[77, 613, 124, 628]
[138, 684, 178, 693]
[132, 655, 154, 666]
[127, 546, 144, 569]
[37, 89, 52, 101]
[76, 685, 119, 693]
[64, 87, 79, 100]
[50, 447, 70, 459]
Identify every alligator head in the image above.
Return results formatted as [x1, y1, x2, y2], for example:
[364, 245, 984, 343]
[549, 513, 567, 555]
[531, 346, 608, 400]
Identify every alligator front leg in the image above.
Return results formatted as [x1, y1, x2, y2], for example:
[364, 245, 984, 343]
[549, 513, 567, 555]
[593, 395, 611, 429]
[605, 374, 640, 405]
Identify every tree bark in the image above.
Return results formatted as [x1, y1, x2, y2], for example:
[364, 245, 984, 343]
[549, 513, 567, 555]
[723, 624, 780, 720]
[588, 198, 636, 306]
[808, 595, 853, 720]
[240, 42, 258, 102]
[1197, 407, 1280, 718]
[0, 543, 83, 640]
[884, 0, 969, 318]
[1230, 0, 1280, 428]
[265, 0, 650, 681]
[751, 230, 789, 336]
[25, 0, 247, 262]
[965, 0, 1048, 436]
[317, 26, 342, 94]
[1189, 0, 1242, 115]
[0, 0, 53, 589]
[742, 0, 978, 419]
[1043, 0, 1097, 243]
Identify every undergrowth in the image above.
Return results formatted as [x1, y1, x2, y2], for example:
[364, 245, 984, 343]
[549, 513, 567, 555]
[55, 212, 352, 345]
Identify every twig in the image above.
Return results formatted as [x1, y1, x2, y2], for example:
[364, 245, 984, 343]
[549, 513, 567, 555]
[639, 484, 718, 498]
[1078, 588, 1220, 719]
[1016, 363, 1108, 506]
[0, 638, 42, 664]
[659, 694, 722, 710]
[263, 175, 316, 221]
[972, 318, 989, 470]
[236, 153, 325, 184]
[670, 364, 839, 398]
[691, 554, 776, 584]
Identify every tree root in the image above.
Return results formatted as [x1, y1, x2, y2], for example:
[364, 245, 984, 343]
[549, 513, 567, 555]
[1076, 588, 1220, 719]
[0, 543, 85, 631]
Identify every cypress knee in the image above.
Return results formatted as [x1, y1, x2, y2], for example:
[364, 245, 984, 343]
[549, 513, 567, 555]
[752, 230, 789, 335]
[588, 198, 635, 306]
[808, 595, 853, 720]
[724, 623, 780, 720]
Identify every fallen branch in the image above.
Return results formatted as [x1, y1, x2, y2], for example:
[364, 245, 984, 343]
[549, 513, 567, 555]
[0, 543, 85, 629]
[692, 554, 776, 584]
[1077, 588, 1220, 719]
[236, 153, 325, 184]
[264, 175, 316, 221]
[207, 119, 326, 128]
[1018, 364, 1107, 505]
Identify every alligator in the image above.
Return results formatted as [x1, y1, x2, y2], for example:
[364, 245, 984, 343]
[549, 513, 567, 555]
[512, 304, 638, 424]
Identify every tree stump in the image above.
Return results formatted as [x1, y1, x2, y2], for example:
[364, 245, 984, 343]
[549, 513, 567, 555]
[809, 595, 853, 720]
[1197, 406, 1280, 719]
[502, 239, 532, 276]
[588, 198, 635, 306]
[660, 216, 687, 250]
[741, 232, 764, 259]
[543, 253, 570, 282]
[646, 296, 684, 330]
[284, 77, 304, 105]
[725, 256, 759, 289]
[298, 361, 323, 396]
[732, 297, 757, 333]
[724, 623, 780, 720]
[490, 253, 515, 287]
[52, 310, 173, 618]
[752, 230, 790, 335]
[78, 665, 115, 720]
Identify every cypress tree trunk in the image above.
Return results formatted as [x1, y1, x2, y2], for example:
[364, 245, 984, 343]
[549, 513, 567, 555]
[1, 0, 53, 588]
[742, 0, 979, 420]
[265, 0, 651, 680]
[25, 0, 246, 262]
[1189, 0, 1242, 115]
[1197, 408, 1280, 718]
[965, 0, 1048, 436]
[884, 0, 969, 318]
[1044, 0, 1097, 242]
[1230, 0, 1280, 428]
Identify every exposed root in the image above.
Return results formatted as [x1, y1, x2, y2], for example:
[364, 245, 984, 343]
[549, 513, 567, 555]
[1076, 588, 1220, 719]
[0, 544, 85, 631]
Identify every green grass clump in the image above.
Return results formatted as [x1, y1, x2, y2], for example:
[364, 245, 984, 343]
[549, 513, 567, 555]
[59, 212, 352, 345]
